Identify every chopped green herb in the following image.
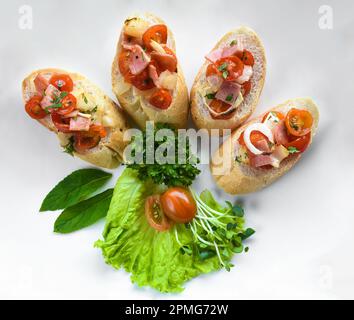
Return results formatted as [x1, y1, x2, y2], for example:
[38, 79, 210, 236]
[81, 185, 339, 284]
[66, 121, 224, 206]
[63, 136, 75, 156]
[230, 40, 237, 46]
[205, 93, 216, 100]
[225, 94, 234, 102]
[222, 71, 229, 79]
[218, 62, 228, 72]
[288, 146, 300, 154]
[82, 93, 88, 104]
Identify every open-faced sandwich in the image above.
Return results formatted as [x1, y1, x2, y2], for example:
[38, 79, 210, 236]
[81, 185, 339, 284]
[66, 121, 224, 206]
[112, 13, 189, 129]
[22, 68, 129, 169]
[211, 98, 319, 194]
[191, 27, 266, 134]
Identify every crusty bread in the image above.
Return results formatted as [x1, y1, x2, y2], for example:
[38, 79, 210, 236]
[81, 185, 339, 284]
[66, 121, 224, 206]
[112, 13, 189, 129]
[211, 98, 320, 194]
[191, 26, 266, 135]
[22, 68, 130, 169]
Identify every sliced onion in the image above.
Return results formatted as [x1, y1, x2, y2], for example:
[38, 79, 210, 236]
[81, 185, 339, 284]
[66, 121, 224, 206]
[150, 40, 166, 54]
[244, 123, 274, 155]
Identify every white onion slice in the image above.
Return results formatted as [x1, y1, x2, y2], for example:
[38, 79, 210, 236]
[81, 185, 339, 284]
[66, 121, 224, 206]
[243, 123, 274, 155]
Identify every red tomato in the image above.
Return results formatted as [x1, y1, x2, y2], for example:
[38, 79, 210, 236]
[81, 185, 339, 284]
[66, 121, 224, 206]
[149, 89, 172, 109]
[236, 50, 255, 66]
[25, 96, 47, 119]
[209, 99, 235, 120]
[90, 124, 107, 138]
[118, 50, 134, 82]
[51, 112, 71, 133]
[49, 74, 74, 92]
[160, 188, 197, 224]
[131, 69, 155, 91]
[142, 24, 168, 51]
[150, 51, 177, 73]
[57, 94, 77, 116]
[242, 80, 252, 96]
[262, 111, 285, 123]
[206, 64, 220, 77]
[285, 133, 311, 153]
[73, 128, 101, 154]
[285, 108, 313, 137]
[145, 195, 172, 232]
[215, 56, 244, 81]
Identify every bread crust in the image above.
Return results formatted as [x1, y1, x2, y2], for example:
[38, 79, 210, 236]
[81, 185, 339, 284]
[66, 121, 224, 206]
[211, 98, 320, 194]
[22, 68, 130, 169]
[111, 13, 189, 129]
[191, 26, 266, 135]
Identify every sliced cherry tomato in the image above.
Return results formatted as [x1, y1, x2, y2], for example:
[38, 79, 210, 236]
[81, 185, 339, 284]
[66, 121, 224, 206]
[57, 94, 77, 116]
[262, 111, 285, 123]
[25, 96, 47, 119]
[149, 89, 172, 109]
[160, 188, 197, 224]
[118, 49, 134, 83]
[145, 195, 172, 232]
[236, 50, 255, 66]
[150, 51, 177, 73]
[215, 56, 244, 81]
[209, 99, 235, 120]
[73, 128, 101, 154]
[285, 108, 313, 137]
[285, 133, 311, 153]
[206, 64, 220, 77]
[90, 124, 107, 138]
[49, 74, 74, 92]
[142, 24, 168, 51]
[242, 80, 252, 96]
[131, 68, 155, 91]
[51, 112, 71, 133]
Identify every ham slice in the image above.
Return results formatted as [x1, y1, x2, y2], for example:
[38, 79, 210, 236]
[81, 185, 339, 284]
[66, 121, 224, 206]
[253, 138, 272, 153]
[124, 44, 150, 75]
[236, 65, 253, 84]
[149, 64, 160, 88]
[40, 84, 61, 109]
[69, 116, 91, 131]
[205, 48, 224, 63]
[251, 155, 274, 168]
[273, 121, 289, 145]
[207, 75, 223, 91]
[215, 81, 241, 105]
[34, 73, 50, 95]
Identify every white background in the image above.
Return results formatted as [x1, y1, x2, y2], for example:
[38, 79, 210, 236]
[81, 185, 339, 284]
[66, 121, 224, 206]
[0, 0, 353, 300]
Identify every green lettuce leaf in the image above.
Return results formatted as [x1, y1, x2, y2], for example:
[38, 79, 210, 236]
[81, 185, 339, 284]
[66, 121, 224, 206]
[95, 169, 220, 293]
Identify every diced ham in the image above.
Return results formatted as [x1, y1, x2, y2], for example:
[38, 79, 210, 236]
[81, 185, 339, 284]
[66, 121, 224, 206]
[124, 44, 150, 75]
[221, 45, 240, 58]
[69, 116, 91, 131]
[215, 81, 241, 105]
[273, 121, 289, 146]
[236, 65, 253, 84]
[40, 84, 61, 109]
[149, 64, 160, 88]
[34, 73, 50, 95]
[251, 155, 274, 168]
[205, 48, 224, 63]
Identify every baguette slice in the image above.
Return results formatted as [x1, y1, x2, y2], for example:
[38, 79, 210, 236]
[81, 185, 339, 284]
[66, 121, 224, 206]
[22, 68, 130, 169]
[211, 98, 320, 194]
[112, 13, 189, 129]
[191, 27, 266, 134]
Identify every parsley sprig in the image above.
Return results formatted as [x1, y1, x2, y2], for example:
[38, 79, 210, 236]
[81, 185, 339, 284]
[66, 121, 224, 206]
[127, 123, 201, 187]
[45, 91, 68, 113]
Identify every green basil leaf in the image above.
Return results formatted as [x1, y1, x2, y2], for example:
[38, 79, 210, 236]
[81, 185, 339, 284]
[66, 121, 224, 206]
[54, 188, 113, 234]
[40, 169, 112, 212]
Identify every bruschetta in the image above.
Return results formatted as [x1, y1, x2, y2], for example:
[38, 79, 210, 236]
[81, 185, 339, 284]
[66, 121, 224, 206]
[191, 27, 266, 134]
[211, 98, 319, 194]
[22, 68, 129, 169]
[112, 13, 189, 129]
